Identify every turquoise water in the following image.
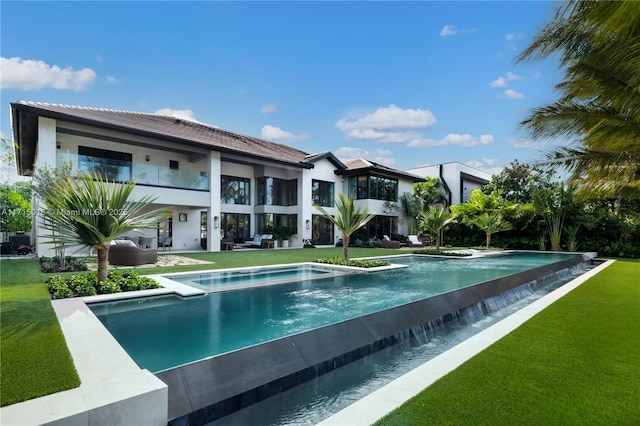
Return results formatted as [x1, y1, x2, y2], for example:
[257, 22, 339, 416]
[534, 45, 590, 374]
[167, 264, 346, 292]
[90, 253, 577, 372]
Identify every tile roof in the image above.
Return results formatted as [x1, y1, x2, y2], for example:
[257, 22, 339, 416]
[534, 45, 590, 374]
[11, 101, 313, 168]
[342, 158, 425, 182]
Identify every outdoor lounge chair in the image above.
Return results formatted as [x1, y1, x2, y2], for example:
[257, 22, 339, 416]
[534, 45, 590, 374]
[109, 240, 157, 266]
[245, 234, 274, 248]
[381, 235, 401, 249]
[408, 235, 424, 247]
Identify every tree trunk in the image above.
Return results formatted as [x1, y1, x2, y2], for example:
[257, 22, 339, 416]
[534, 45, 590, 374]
[96, 245, 110, 282]
[486, 232, 492, 249]
[343, 235, 350, 260]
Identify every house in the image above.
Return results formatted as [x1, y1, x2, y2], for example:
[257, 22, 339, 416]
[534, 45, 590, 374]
[405, 162, 492, 206]
[10, 101, 425, 255]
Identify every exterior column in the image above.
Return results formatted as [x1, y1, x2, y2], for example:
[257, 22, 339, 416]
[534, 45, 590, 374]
[35, 117, 57, 258]
[207, 152, 221, 252]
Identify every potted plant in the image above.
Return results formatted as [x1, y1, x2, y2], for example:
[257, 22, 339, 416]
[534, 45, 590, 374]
[280, 226, 294, 248]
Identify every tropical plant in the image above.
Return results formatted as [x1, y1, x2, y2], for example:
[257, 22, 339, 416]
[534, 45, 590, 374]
[39, 173, 172, 282]
[315, 192, 375, 260]
[470, 212, 513, 249]
[417, 206, 457, 254]
[532, 185, 575, 251]
[516, 1, 640, 200]
[414, 177, 448, 208]
[399, 192, 422, 234]
[565, 224, 581, 252]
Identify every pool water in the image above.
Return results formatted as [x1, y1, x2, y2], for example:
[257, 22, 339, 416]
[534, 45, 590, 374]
[167, 264, 348, 292]
[89, 253, 577, 373]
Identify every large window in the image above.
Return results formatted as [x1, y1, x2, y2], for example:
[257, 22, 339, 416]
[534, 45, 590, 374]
[221, 213, 250, 243]
[351, 215, 398, 241]
[221, 176, 250, 205]
[78, 146, 132, 182]
[348, 175, 398, 201]
[312, 180, 334, 207]
[256, 213, 298, 236]
[312, 214, 334, 245]
[256, 177, 297, 206]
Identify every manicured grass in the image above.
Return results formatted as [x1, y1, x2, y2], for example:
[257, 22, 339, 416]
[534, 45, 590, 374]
[0, 258, 80, 407]
[376, 259, 640, 426]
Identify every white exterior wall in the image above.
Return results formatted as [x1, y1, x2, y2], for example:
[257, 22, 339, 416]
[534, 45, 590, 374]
[35, 117, 58, 257]
[406, 162, 491, 206]
[304, 159, 343, 247]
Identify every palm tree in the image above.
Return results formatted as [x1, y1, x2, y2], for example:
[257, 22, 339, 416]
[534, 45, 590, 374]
[470, 212, 513, 249]
[39, 173, 172, 282]
[315, 192, 375, 260]
[417, 206, 457, 254]
[516, 1, 640, 200]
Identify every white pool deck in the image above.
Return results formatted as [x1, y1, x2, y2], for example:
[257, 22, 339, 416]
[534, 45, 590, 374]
[0, 257, 611, 426]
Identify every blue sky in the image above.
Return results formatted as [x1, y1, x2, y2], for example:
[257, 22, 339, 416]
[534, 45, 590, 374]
[1, 1, 563, 176]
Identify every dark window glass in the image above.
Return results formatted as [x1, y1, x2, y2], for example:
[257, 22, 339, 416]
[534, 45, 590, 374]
[221, 213, 251, 243]
[221, 176, 250, 205]
[169, 160, 179, 170]
[312, 180, 334, 207]
[78, 146, 132, 181]
[256, 177, 297, 206]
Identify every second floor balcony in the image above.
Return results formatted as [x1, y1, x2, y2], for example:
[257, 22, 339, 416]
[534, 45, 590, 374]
[57, 152, 209, 191]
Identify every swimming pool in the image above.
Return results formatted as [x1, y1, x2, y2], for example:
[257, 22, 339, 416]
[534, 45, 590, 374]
[90, 252, 578, 373]
[165, 264, 352, 292]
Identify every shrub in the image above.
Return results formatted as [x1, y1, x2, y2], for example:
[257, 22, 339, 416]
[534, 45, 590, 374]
[68, 274, 96, 297]
[45, 270, 160, 298]
[315, 257, 390, 268]
[47, 275, 72, 299]
[413, 249, 472, 257]
[39, 256, 88, 273]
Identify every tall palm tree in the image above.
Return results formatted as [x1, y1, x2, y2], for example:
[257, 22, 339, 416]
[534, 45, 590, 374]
[516, 1, 640, 200]
[470, 212, 513, 249]
[315, 192, 375, 260]
[39, 173, 172, 282]
[417, 206, 457, 254]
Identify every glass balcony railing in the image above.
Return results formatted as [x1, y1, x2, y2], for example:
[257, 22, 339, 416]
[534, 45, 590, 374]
[57, 152, 209, 191]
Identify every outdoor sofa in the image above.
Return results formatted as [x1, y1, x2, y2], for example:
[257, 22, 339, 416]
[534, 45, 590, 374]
[109, 239, 158, 266]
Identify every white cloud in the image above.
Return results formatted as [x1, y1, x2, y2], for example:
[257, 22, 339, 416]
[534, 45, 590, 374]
[465, 158, 503, 175]
[335, 146, 396, 167]
[504, 89, 524, 99]
[260, 104, 277, 114]
[106, 75, 123, 85]
[1, 56, 96, 91]
[154, 108, 201, 123]
[506, 33, 524, 41]
[490, 76, 507, 88]
[261, 125, 308, 143]
[407, 133, 494, 148]
[490, 72, 524, 88]
[336, 104, 436, 144]
[440, 25, 458, 36]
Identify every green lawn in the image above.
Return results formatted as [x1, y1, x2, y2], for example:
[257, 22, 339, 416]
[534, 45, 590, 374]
[0, 258, 80, 407]
[376, 259, 640, 426]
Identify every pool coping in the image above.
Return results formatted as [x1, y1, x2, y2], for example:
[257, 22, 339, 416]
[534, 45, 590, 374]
[317, 258, 615, 425]
[0, 297, 168, 426]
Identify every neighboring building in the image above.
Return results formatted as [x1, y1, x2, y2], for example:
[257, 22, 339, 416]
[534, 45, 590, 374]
[406, 162, 492, 206]
[10, 101, 424, 255]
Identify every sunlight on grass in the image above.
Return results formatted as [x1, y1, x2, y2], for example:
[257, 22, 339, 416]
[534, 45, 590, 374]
[375, 260, 640, 425]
